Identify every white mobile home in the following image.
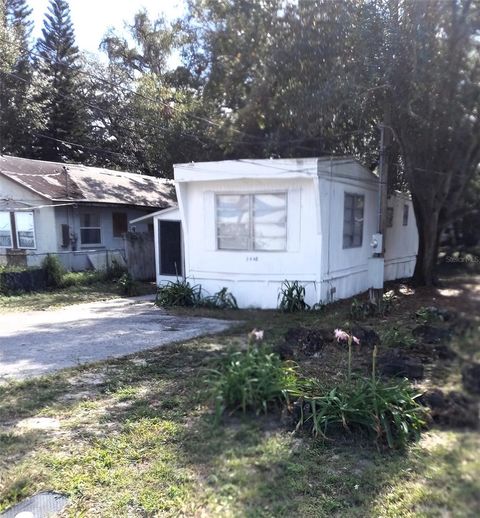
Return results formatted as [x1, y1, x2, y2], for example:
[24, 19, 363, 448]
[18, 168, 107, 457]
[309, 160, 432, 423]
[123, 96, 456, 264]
[134, 157, 418, 309]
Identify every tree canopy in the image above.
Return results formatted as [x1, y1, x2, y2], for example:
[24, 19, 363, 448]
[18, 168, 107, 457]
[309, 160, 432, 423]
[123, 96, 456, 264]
[0, 0, 479, 284]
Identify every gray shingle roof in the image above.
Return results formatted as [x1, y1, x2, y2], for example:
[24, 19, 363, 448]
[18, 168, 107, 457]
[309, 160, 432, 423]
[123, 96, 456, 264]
[0, 155, 175, 208]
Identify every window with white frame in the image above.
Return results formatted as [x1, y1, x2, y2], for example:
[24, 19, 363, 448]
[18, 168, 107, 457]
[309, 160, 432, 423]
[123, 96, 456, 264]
[343, 193, 364, 248]
[0, 211, 36, 249]
[15, 211, 36, 248]
[80, 213, 102, 245]
[0, 211, 12, 247]
[216, 193, 287, 251]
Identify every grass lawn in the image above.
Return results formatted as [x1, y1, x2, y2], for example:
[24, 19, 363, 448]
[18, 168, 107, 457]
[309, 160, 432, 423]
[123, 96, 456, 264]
[0, 280, 156, 313]
[0, 273, 479, 517]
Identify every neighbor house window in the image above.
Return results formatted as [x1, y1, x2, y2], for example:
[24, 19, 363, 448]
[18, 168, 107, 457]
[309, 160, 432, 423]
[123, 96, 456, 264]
[112, 212, 128, 238]
[343, 193, 364, 248]
[403, 204, 409, 226]
[0, 211, 12, 247]
[216, 193, 287, 251]
[387, 207, 394, 228]
[80, 213, 101, 245]
[15, 211, 36, 248]
[0, 211, 35, 249]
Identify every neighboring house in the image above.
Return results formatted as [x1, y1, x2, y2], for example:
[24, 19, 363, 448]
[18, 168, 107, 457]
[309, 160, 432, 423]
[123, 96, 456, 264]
[133, 157, 419, 309]
[0, 155, 175, 270]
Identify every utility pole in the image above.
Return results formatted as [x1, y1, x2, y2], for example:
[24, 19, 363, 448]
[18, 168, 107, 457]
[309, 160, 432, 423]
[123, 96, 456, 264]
[369, 103, 391, 305]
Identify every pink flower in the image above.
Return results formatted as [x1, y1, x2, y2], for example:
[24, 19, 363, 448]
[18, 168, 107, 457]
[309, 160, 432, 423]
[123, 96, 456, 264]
[352, 336, 360, 346]
[249, 328, 264, 342]
[334, 329, 350, 342]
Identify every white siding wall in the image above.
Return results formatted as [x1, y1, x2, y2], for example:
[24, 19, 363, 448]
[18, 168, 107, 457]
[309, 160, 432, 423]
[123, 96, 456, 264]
[384, 194, 418, 280]
[178, 178, 321, 308]
[318, 174, 380, 302]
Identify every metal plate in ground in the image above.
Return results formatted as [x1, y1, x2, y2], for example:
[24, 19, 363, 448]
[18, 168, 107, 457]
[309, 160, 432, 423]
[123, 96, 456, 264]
[0, 492, 69, 518]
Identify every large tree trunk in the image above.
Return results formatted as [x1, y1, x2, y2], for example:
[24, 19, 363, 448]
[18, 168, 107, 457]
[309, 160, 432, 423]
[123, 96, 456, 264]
[412, 195, 441, 286]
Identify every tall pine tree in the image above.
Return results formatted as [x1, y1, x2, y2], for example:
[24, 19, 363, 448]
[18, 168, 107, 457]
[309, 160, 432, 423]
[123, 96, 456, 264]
[35, 0, 85, 161]
[0, 0, 34, 155]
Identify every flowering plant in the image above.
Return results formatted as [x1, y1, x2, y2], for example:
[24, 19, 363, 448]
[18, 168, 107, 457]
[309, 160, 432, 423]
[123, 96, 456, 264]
[334, 328, 360, 381]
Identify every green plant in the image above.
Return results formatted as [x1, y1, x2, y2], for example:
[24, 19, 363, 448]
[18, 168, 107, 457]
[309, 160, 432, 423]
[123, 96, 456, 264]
[42, 254, 65, 288]
[118, 272, 137, 296]
[350, 295, 394, 321]
[292, 375, 426, 449]
[155, 279, 202, 307]
[200, 287, 238, 309]
[207, 347, 299, 418]
[380, 327, 416, 348]
[278, 280, 310, 312]
[105, 258, 127, 280]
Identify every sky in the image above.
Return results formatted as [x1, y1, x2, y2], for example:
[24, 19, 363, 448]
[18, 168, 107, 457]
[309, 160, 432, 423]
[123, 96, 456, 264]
[29, 0, 185, 55]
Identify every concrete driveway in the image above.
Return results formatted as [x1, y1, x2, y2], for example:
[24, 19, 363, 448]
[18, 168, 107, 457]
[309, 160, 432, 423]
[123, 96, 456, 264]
[0, 296, 235, 382]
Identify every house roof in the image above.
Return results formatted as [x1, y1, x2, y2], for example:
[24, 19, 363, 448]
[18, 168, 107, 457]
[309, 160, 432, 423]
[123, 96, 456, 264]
[174, 156, 379, 184]
[0, 155, 175, 209]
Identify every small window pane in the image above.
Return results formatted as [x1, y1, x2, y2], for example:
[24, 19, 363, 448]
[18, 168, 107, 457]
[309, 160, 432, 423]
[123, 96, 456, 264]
[0, 211, 12, 247]
[403, 205, 409, 226]
[81, 213, 100, 228]
[80, 228, 101, 244]
[343, 193, 364, 248]
[253, 194, 287, 251]
[217, 195, 250, 250]
[15, 211, 35, 249]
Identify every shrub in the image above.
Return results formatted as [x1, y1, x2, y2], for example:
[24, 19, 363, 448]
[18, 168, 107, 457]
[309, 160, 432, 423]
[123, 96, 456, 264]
[105, 258, 127, 280]
[155, 279, 202, 307]
[278, 280, 310, 312]
[380, 327, 416, 348]
[350, 294, 394, 321]
[118, 272, 137, 296]
[292, 376, 426, 449]
[200, 287, 238, 309]
[207, 347, 299, 417]
[42, 254, 64, 288]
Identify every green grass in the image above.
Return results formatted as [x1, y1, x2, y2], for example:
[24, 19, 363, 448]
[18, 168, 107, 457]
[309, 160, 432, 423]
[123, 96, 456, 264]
[0, 274, 479, 516]
[0, 280, 156, 312]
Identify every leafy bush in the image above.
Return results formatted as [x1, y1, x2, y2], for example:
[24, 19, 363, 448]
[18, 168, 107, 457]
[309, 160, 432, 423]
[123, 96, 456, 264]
[380, 327, 416, 348]
[155, 279, 202, 307]
[200, 287, 238, 309]
[207, 347, 299, 417]
[105, 258, 127, 280]
[350, 294, 394, 321]
[118, 272, 137, 296]
[292, 376, 426, 449]
[42, 254, 64, 288]
[278, 280, 310, 312]
[61, 270, 107, 287]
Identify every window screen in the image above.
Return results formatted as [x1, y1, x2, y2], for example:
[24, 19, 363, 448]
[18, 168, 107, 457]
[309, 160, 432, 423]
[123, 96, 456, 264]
[112, 212, 128, 237]
[343, 193, 364, 248]
[15, 211, 36, 248]
[0, 211, 12, 247]
[80, 213, 101, 245]
[216, 193, 287, 251]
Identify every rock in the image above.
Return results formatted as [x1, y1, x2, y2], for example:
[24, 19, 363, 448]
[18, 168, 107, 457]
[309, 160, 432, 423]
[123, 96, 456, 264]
[420, 388, 479, 428]
[377, 350, 424, 379]
[412, 325, 452, 344]
[462, 363, 480, 394]
[351, 325, 380, 347]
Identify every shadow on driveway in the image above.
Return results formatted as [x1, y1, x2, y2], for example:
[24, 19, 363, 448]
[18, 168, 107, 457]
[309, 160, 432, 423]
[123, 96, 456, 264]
[0, 297, 235, 382]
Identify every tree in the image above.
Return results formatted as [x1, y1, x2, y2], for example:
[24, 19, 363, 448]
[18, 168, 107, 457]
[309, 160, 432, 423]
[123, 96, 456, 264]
[35, 0, 86, 161]
[383, 0, 480, 285]
[0, 0, 35, 155]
